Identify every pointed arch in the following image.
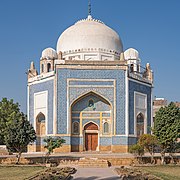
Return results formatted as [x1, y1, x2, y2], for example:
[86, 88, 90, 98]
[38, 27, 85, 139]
[84, 121, 99, 130]
[47, 63, 51, 72]
[41, 64, 44, 73]
[72, 121, 80, 134]
[70, 91, 112, 108]
[36, 112, 46, 136]
[130, 64, 134, 72]
[36, 112, 45, 122]
[70, 91, 111, 152]
[88, 99, 94, 107]
[103, 122, 110, 134]
[136, 112, 144, 138]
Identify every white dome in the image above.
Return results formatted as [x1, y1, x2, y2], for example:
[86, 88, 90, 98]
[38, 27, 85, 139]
[41, 47, 58, 60]
[124, 48, 139, 60]
[56, 16, 123, 60]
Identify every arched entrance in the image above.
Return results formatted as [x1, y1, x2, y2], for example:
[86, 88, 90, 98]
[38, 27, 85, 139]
[36, 112, 46, 136]
[71, 91, 112, 152]
[84, 122, 99, 151]
[36, 112, 46, 152]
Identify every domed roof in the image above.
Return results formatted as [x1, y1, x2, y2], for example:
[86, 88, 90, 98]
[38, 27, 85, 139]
[57, 16, 123, 57]
[124, 48, 139, 60]
[41, 47, 58, 60]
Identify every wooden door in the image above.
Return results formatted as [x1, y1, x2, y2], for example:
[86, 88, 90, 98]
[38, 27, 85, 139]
[85, 133, 98, 151]
[91, 133, 98, 151]
[85, 133, 91, 151]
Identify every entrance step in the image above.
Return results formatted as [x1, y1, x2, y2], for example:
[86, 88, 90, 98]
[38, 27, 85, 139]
[78, 158, 109, 168]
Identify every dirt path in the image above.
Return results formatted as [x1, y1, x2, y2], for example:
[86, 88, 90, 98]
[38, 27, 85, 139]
[72, 167, 119, 180]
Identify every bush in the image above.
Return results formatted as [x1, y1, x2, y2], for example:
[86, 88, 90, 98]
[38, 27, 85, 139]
[44, 136, 66, 163]
[129, 143, 144, 164]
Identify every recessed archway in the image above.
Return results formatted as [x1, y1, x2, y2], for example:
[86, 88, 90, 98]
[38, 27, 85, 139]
[36, 112, 46, 136]
[84, 122, 98, 130]
[36, 112, 46, 152]
[136, 112, 144, 138]
[71, 91, 111, 152]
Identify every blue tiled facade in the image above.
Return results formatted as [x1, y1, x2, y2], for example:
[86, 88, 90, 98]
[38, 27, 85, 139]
[57, 69, 126, 135]
[100, 137, 112, 145]
[69, 81, 114, 86]
[28, 68, 152, 150]
[129, 80, 152, 134]
[29, 79, 54, 134]
[71, 137, 83, 145]
[112, 136, 128, 145]
[128, 137, 137, 145]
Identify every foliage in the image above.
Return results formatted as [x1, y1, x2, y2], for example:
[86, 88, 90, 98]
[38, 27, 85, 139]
[129, 143, 144, 156]
[138, 134, 158, 163]
[153, 102, 180, 164]
[173, 142, 180, 153]
[0, 98, 21, 144]
[44, 136, 66, 162]
[4, 113, 36, 164]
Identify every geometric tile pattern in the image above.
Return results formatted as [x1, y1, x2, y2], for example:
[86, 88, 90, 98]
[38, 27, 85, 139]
[29, 80, 54, 134]
[57, 69, 126, 135]
[129, 80, 152, 134]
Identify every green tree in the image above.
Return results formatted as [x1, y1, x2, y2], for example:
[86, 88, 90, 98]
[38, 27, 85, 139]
[129, 143, 144, 164]
[153, 102, 180, 164]
[0, 98, 21, 144]
[138, 134, 158, 164]
[4, 113, 36, 164]
[44, 136, 66, 163]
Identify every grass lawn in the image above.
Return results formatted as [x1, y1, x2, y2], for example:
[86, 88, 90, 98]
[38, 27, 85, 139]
[138, 165, 180, 180]
[0, 166, 45, 180]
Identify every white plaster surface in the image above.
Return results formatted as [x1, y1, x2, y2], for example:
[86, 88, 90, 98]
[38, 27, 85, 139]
[42, 47, 58, 59]
[57, 17, 123, 60]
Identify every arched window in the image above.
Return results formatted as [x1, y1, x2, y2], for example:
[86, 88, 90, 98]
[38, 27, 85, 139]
[130, 64, 134, 72]
[47, 63, 51, 72]
[72, 122, 79, 134]
[88, 99, 94, 107]
[37, 112, 45, 122]
[137, 64, 140, 72]
[41, 64, 44, 73]
[36, 112, 46, 135]
[136, 113, 144, 137]
[103, 122, 109, 134]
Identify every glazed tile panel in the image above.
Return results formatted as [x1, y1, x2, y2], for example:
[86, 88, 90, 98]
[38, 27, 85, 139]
[57, 69, 126, 135]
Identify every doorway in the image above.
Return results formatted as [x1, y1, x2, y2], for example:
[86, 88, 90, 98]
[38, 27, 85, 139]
[84, 122, 99, 151]
[85, 133, 98, 151]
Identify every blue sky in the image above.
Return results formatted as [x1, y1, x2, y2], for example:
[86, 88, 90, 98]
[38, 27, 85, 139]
[0, 0, 180, 112]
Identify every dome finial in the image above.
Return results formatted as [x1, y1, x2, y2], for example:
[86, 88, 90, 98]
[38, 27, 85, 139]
[88, 0, 91, 16]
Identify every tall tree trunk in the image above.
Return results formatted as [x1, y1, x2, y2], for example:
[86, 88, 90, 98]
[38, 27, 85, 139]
[150, 152, 155, 164]
[16, 152, 22, 164]
[45, 152, 50, 164]
[161, 151, 165, 165]
[169, 153, 175, 164]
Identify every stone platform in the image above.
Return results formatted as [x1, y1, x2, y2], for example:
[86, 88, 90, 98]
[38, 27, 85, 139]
[0, 152, 136, 166]
[1, 152, 179, 166]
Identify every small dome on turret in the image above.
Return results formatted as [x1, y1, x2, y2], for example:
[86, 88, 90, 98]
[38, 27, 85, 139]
[124, 48, 139, 60]
[41, 47, 58, 60]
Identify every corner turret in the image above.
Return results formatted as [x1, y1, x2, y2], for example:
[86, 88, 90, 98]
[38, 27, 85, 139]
[28, 61, 38, 79]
